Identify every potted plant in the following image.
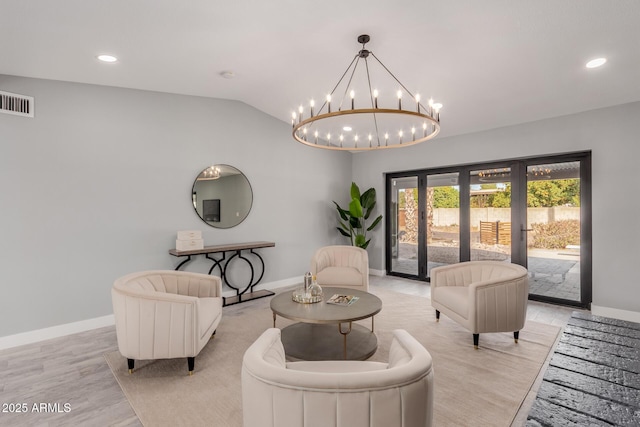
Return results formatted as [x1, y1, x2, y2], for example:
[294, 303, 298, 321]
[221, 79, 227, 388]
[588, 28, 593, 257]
[333, 182, 383, 249]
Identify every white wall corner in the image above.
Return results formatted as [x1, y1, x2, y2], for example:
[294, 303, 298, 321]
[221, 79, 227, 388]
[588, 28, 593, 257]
[0, 314, 115, 351]
[591, 305, 640, 324]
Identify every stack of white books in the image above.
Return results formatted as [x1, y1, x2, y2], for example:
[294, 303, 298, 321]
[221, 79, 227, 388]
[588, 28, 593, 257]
[176, 230, 204, 251]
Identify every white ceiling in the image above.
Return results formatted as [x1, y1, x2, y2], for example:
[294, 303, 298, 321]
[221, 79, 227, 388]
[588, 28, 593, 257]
[2, 0, 639, 138]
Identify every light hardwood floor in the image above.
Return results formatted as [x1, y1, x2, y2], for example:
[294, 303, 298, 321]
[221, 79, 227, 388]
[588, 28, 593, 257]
[0, 275, 578, 426]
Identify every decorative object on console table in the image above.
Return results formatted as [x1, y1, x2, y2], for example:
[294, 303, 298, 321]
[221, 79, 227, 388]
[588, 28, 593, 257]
[169, 241, 276, 306]
[176, 230, 204, 251]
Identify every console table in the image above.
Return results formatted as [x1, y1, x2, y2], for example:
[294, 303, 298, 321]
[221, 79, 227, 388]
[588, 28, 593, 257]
[169, 241, 275, 306]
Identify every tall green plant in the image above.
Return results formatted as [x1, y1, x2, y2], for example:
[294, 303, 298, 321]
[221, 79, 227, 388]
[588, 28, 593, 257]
[333, 182, 383, 249]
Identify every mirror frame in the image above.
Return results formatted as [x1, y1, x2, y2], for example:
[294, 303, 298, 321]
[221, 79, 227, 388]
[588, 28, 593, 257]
[191, 164, 253, 229]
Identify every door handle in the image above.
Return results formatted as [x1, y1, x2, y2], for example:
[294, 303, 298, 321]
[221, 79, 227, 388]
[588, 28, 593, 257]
[521, 228, 533, 232]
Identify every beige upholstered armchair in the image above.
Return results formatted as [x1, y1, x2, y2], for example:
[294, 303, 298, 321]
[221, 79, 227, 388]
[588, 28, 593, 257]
[310, 245, 369, 291]
[111, 270, 223, 375]
[242, 328, 434, 427]
[430, 261, 528, 348]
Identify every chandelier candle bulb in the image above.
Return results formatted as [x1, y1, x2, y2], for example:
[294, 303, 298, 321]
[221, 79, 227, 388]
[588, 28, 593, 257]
[326, 94, 331, 113]
[339, 134, 344, 147]
[399, 130, 403, 144]
[415, 94, 421, 113]
[385, 132, 389, 146]
[412, 127, 416, 141]
[397, 90, 402, 109]
[374, 89, 379, 108]
[350, 90, 355, 109]
[292, 111, 296, 127]
[298, 105, 303, 124]
[310, 99, 315, 117]
[314, 130, 318, 144]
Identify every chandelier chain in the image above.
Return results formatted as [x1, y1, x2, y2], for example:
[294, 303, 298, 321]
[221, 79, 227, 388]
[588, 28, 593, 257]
[318, 54, 359, 117]
[363, 56, 382, 147]
[339, 55, 361, 113]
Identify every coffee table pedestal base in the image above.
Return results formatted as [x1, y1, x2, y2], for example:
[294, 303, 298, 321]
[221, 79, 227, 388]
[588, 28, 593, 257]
[281, 323, 377, 361]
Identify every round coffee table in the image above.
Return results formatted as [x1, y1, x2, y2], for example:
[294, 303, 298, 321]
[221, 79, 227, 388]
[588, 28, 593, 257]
[270, 287, 382, 361]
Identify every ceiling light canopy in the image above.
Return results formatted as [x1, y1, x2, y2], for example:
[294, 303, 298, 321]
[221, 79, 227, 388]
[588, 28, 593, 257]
[586, 57, 607, 68]
[292, 35, 442, 151]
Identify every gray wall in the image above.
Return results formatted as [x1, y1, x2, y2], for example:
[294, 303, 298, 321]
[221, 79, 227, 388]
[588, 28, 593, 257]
[0, 74, 351, 337]
[352, 101, 640, 315]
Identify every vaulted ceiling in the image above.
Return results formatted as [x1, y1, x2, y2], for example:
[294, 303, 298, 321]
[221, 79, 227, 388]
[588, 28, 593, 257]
[2, 0, 639, 138]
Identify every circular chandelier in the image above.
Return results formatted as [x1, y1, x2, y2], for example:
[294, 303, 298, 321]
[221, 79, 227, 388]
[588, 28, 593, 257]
[292, 35, 442, 151]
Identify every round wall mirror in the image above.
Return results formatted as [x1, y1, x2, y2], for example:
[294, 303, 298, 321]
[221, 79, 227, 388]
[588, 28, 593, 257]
[191, 164, 253, 228]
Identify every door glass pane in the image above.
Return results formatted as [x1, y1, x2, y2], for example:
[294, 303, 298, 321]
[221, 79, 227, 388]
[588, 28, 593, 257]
[469, 168, 512, 262]
[426, 172, 460, 276]
[526, 162, 581, 301]
[391, 176, 418, 275]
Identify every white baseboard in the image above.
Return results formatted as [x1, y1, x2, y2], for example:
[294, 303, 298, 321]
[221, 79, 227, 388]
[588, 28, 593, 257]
[0, 314, 115, 351]
[591, 304, 640, 323]
[369, 268, 386, 277]
[0, 276, 305, 351]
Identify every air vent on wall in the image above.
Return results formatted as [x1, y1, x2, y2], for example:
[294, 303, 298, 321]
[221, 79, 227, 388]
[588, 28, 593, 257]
[0, 90, 35, 118]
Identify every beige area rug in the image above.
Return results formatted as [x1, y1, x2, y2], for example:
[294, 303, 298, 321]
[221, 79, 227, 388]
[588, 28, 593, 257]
[105, 288, 560, 427]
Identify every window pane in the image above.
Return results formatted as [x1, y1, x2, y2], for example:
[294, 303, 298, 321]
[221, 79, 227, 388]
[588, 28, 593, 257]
[527, 162, 581, 301]
[391, 176, 418, 275]
[469, 168, 512, 262]
[426, 173, 460, 277]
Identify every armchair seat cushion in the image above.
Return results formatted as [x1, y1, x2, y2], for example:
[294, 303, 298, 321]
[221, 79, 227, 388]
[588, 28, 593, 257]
[199, 297, 222, 339]
[316, 266, 364, 288]
[287, 360, 387, 374]
[433, 286, 469, 320]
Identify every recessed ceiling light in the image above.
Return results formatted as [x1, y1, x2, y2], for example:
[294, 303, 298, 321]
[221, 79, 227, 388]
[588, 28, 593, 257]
[97, 54, 118, 63]
[343, 126, 352, 132]
[586, 58, 606, 69]
[220, 71, 235, 79]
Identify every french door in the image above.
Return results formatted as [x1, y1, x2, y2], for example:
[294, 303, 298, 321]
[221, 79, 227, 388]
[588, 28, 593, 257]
[386, 152, 591, 308]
